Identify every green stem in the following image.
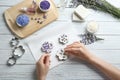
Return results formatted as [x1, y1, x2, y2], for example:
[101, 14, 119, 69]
[96, 0, 120, 18]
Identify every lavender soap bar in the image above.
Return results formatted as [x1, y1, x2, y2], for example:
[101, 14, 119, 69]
[39, 0, 51, 12]
[16, 14, 30, 27]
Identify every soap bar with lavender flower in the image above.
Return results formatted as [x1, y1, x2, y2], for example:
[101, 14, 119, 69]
[16, 14, 30, 27]
[39, 0, 51, 12]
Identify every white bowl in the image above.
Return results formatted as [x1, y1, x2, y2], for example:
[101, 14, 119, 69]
[39, 0, 51, 12]
[87, 21, 99, 34]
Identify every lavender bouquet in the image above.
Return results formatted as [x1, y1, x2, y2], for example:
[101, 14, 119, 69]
[70, 0, 120, 18]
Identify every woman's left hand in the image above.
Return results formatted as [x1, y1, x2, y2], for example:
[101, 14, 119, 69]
[36, 54, 50, 80]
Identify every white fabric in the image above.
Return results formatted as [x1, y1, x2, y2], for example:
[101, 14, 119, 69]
[26, 23, 80, 69]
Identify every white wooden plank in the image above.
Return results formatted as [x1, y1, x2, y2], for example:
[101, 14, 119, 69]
[1, 20, 120, 35]
[0, 0, 23, 6]
[0, 0, 120, 80]
[106, 0, 120, 8]
[0, 65, 36, 80]
[0, 48, 120, 64]
[0, 0, 58, 6]
[47, 63, 120, 80]
[56, 8, 120, 21]
[47, 64, 108, 80]
[68, 21, 120, 35]
[0, 0, 120, 22]
[0, 64, 120, 80]
[1, 19, 120, 35]
[0, 35, 14, 49]
[0, 35, 120, 50]
[0, 6, 120, 35]
[86, 35, 120, 50]
[90, 50, 120, 64]
[0, 50, 35, 64]
[0, 7, 13, 34]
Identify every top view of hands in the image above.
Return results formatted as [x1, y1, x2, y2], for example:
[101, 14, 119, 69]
[36, 42, 120, 80]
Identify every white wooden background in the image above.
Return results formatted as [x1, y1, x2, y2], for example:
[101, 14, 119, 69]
[0, 0, 120, 80]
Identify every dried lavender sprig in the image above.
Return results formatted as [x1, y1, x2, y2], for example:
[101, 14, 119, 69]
[74, 0, 120, 18]
[80, 33, 104, 45]
[97, 0, 120, 18]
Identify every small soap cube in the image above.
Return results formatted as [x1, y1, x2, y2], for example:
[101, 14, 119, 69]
[74, 5, 90, 20]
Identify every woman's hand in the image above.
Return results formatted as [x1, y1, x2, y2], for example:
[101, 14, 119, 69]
[65, 42, 120, 80]
[65, 42, 92, 61]
[36, 54, 50, 80]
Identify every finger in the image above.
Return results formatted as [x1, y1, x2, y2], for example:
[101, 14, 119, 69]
[67, 42, 77, 46]
[64, 51, 72, 56]
[65, 44, 81, 51]
[69, 42, 84, 48]
[65, 51, 77, 57]
[65, 48, 78, 53]
[43, 54, 50, 64]
[66, 42, 80, 48]
[74, 41, 80, 44]
[45, 55, 50, 66]
[39, 54, 46, 62]
[66, 42, 76, 47]
[38, 54, 49, 63]
[79, 41, 85, 46]
[71, 41, 80, 44]
[65, 44, 81, 49]
[73, 41, 83, 45]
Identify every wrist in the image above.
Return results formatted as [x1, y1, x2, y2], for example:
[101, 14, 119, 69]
[38, 76, 46, 80]
[84, 52, 96, 63]
[87, 53, 97, 63]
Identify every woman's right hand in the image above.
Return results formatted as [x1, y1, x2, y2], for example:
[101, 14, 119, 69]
[64, 42, 93, 61]
[65, 42, 120, 80]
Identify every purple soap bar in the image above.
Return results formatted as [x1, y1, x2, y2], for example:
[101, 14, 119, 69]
[39, 0, 50, 12]
[41, 42, 53, 53]
[16, 14, 29, 27]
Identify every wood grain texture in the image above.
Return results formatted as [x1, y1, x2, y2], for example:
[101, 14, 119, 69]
[0, 0, 120, 80]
